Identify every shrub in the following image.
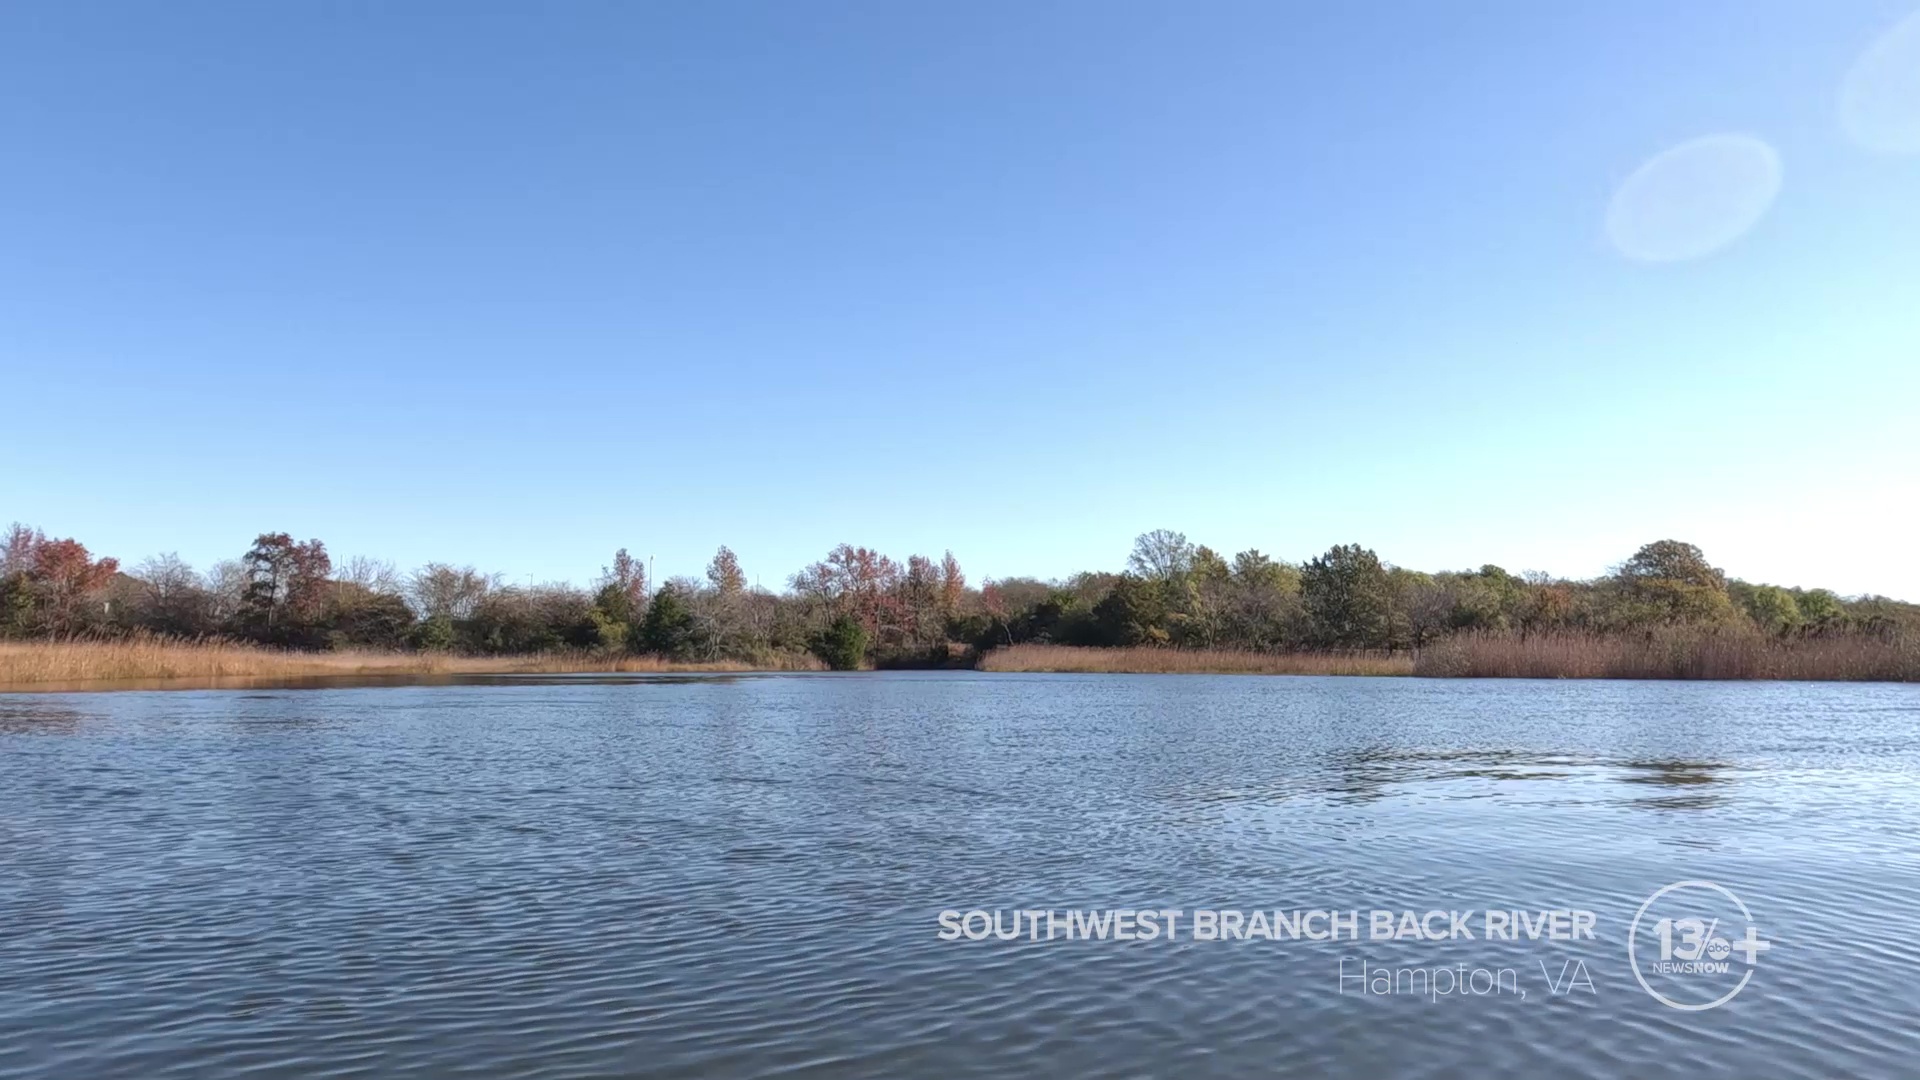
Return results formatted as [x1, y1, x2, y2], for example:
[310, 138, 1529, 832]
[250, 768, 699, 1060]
[812, 614, 869, 670]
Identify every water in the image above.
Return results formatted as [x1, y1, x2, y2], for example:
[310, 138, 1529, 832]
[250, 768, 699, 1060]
[3, 672, 1919, 1078]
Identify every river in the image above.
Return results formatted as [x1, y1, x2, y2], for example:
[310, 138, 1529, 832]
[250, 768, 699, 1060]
[3, 672, 1917, 1078]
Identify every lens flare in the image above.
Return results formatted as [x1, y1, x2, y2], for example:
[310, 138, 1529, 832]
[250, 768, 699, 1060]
[1841, 7, 1920, 154]
[1605, 134, 1782, 263]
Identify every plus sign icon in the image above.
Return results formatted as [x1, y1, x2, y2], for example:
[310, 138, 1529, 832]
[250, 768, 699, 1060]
[1627, 881, 1771, 1011]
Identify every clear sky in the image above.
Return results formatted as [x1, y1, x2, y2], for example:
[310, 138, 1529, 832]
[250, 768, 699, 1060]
[4, 1, 1918, 598]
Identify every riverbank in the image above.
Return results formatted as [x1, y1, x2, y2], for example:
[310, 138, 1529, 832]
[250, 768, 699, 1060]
[976, 643, 1413, 676]
[982, 632, 1919, 681]
[6, 629, 1916, 691]
[0, 638, 821, 689]
[1412, 630, 1920, 681]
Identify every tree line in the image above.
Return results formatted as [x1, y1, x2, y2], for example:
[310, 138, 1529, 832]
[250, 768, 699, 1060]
[1, 523, 1913, 669]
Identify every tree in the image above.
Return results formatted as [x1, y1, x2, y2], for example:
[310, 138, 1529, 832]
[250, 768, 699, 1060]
[699, 548, 754, 658]
[1226, 549, 1301, 649]
[1127, 529, 1195, 583]
[0, 574, 30, 638]
[132, 553, 208, 636]
[408, 564, 495, 622]
[1091, 574, 1171, 646]
[1731, 582, 1802, 636]
[1179, 546, 1234, 647]
[637, 583, 699, 658]
[1300, 544, 1394, 648]
[939, 551, 965, 618]
[600, 548, 649, 614]
[1794, 588, 1846, 632]
[241, 533, 330, 641]
[792, 544, 902, 643]
[1618, 540, 1724, 588]
[706, 546, 745, 595]
[899, 554, 946, 649]
[11, 532, 121, 634]
[336, 556, 402, 596]
[464, 583, 595, 654]
[0, 524, 41, 579]
[323, 584, 415, 649]
[979, 580, 1013, 645]
[1612, 540, 1735, 626]
[202, 560, 250, 629]
[811, 614, 869, 670]
[587, 586, 631, 652]
[1397, 570, 1452, 648]
[1447, 565, 1527, 633]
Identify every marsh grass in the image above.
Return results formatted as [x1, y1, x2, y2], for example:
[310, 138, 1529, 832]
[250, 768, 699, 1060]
[0, 636, 820, 689]
[10, 632, 1910, 690]
[977, 643, 1413, 676]
[1412, 630, 1920, 682]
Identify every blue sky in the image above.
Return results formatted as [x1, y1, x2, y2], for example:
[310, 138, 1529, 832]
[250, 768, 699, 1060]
[4, 2, 1918, 598]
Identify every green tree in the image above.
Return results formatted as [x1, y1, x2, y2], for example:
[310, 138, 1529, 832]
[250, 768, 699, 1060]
[1091, 574, 1171, 646]
[1225, 549, 1301, 649]
[1301, 544, 1394, 648]
[410, 614, 457, 651]
[811, 613, 869, 670]
[0, 573, 32, 638]
[1794, 588, 1846, 631]
[1612, 540, 1735, 626]
[1731, 582, 1802, 636]
[638, 584, 699, 659]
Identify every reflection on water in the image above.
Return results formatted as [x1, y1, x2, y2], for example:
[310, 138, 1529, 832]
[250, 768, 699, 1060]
[0, 702, 84, 735]
[1617, 759, 1736, 812]
[1319, 746, 1739, 813]
[2, 674, 1919, 1079]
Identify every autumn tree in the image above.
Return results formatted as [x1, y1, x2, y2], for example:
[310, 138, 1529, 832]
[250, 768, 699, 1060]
[706, 546, 746, 595]
[792, 544, 901, 649]
[899, 554, 946, 649]
[6, 532, 121, 634]
[242, 533, 330, 642]
[939, 551, 965, 618]
[592, 548, 649, 626]
[979, 580, 1013, 645]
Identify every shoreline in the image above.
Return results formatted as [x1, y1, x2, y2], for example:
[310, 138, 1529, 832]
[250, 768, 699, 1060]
[4, 636, 1916, 693]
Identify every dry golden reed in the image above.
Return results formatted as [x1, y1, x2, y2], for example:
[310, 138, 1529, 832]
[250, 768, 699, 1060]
[1412, 630, 1920, 682]
[0, 636, 820, 690]
[977, 643, 1413, 676]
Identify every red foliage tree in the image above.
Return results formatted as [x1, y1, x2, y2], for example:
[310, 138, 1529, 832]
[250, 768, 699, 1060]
[795, 544, 903, 642]
[243, 533, 331, 638]
[27, 536, 120, 633]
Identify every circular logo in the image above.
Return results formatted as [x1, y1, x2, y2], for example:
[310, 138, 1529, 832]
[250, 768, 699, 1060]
[1627, 881, 1770, 1011]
